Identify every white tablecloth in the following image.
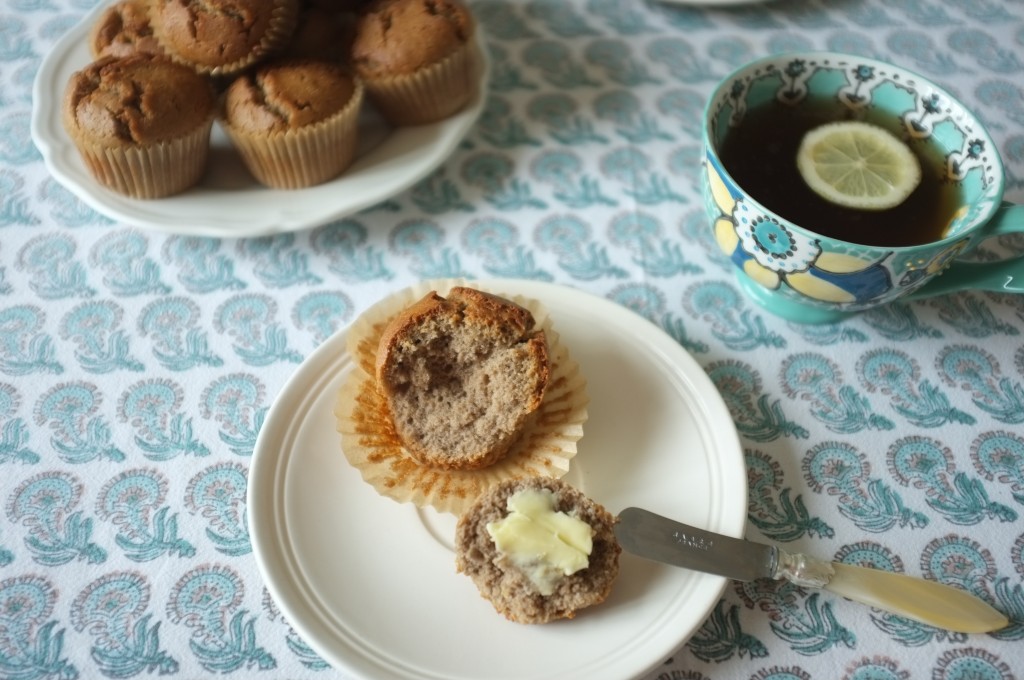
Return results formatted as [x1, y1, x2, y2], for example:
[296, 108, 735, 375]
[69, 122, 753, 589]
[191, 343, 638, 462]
[2, 0, 1023, 678]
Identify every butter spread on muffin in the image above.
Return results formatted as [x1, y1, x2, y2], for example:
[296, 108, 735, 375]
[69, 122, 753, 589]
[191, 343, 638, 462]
[62, 53, 215, 198]
[456, 477, 620, 624]
[220, 58, 363, 188]
[486, 486, 594, 596]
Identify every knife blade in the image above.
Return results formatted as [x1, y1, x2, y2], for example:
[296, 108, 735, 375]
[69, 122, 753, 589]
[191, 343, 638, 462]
[615, 507, 1009, 633]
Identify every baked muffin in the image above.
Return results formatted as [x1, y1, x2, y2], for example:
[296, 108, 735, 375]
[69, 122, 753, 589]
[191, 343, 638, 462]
[89, 0, 164, 58]
[62, 53, 216, 198]
[334, 279, 589, 516]
[375, 287, 550, 470]
[148, 0, 299, 76]
[220, 58, 363, 188]
[351, 0, 483, 125]
[455, 477, 621, 624]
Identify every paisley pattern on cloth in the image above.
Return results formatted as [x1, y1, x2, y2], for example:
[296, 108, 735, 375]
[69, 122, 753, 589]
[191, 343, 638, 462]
[2, 0, 1024, 678]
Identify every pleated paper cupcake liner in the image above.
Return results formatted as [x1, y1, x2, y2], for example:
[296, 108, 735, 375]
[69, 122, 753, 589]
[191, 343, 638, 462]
[221, 79, 363, 189]
[363, 36, 484, 126]
[72, 113, 213, 198]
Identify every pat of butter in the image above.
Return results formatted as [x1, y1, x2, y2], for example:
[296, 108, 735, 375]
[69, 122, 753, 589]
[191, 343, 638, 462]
[486, 488, 594, 596]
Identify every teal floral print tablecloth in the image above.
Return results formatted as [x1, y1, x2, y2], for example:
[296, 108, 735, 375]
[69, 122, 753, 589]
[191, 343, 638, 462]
[4, 0, 1024, 679]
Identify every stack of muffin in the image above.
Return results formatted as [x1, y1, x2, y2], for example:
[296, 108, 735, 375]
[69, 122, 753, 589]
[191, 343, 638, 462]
[62, 0, 483, 198]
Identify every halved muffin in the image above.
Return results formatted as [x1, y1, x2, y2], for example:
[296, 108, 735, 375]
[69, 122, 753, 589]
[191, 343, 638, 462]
[375, 287, 550, 470]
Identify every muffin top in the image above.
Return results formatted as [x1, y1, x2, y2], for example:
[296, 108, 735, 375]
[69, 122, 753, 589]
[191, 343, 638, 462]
[89, 0, 164, 59]
[149, 0, 295, 71]
[222, 59, 358, 134]
[351, 0, 473, 78]
[62, 53, 215, 146]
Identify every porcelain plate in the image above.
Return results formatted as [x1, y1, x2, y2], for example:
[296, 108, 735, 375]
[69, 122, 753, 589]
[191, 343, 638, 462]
[248, 279, 747, 680]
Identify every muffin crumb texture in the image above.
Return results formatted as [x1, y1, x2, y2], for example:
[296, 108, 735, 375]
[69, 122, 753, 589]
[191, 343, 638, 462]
[375, 287, 549, 470]
[335, 280, 588, 516]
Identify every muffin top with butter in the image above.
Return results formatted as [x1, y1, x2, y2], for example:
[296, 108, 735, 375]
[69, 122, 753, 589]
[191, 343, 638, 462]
[455, 476, 621, 624]
[221, 59, 357, 134]
[62, 54, 215, 147]
[351, 0, 473, 78]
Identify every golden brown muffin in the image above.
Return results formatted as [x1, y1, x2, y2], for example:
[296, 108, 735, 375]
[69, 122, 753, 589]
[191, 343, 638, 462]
[220, 58, 363, 188]
[62, 53, 216, 198]
[89, 0, 164, 59]
[148, 0, 300, 76]
[351, 0, 482, 125]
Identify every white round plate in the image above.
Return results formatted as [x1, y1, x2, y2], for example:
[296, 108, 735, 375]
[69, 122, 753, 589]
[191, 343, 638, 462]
[30, 1, 487, 238]
[249, 280, 747, 680]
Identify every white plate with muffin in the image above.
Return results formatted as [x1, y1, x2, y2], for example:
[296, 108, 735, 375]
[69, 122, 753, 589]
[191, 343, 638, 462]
[31, 0, 488, 237]
[248, 279, 747, 680]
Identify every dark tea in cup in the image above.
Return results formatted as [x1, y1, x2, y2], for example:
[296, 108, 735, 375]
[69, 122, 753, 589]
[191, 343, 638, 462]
[716, 98, 963, 248]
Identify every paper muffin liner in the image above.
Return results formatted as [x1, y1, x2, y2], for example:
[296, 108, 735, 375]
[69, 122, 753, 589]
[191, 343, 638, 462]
[150, 0, 299, 77]
[221, 79, 363, 189]
[363, 35, 484, 126]
[335, 279, 589, 516]
[69, 112, 214, 198]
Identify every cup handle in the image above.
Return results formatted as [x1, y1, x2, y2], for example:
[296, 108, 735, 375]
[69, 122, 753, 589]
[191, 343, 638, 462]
[906, 201, 1024, 301]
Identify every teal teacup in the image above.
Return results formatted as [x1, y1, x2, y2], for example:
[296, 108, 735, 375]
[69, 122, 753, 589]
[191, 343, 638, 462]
[702, 52, 1024, 324]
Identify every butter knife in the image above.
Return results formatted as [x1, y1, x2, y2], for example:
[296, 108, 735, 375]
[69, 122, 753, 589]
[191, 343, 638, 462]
[615, 507, 1008, 633]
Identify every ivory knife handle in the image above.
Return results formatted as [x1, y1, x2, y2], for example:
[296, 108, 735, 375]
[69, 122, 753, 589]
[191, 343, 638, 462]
[823, 562, 1008, 633]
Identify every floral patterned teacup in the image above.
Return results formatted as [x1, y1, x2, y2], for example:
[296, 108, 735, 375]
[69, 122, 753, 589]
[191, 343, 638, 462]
[702, 52, 1024, 324]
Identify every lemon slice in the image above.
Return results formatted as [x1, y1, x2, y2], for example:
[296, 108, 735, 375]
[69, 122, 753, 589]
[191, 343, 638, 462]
[796, 121, 921, 211]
